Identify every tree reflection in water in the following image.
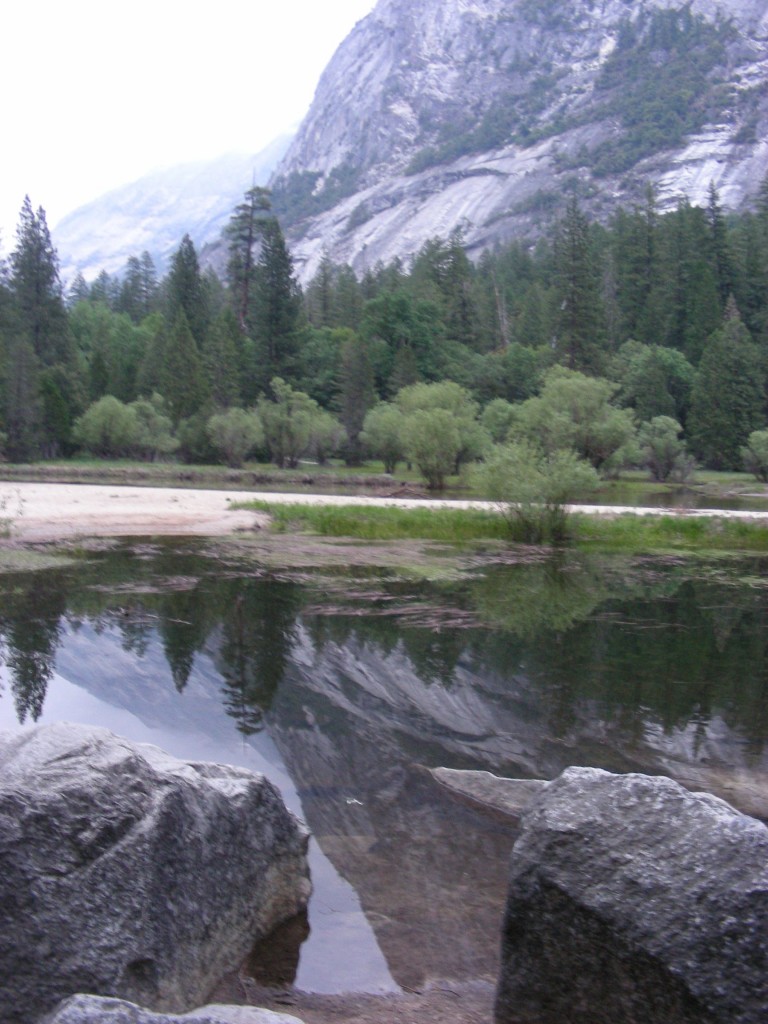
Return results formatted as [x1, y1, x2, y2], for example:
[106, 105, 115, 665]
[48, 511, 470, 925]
[0, 541, 767, 759]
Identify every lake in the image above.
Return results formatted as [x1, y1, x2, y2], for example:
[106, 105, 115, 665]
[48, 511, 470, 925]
[1, 536, 767, 997]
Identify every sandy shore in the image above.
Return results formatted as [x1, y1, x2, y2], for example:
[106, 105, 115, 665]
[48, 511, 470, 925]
[2, 480, 767, 544]
[0, 482, 270, 542]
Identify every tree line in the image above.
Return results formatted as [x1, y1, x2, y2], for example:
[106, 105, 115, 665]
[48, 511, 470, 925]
[2, 180, 768, 489]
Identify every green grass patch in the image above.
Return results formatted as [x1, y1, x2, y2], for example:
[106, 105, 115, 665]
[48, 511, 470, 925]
[243, 500, 768, 554]
[242, 501, 510, 543]
[573, 513, 768, 553]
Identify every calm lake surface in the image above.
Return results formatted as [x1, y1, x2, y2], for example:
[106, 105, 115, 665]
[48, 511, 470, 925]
[2, 537, 767, 995]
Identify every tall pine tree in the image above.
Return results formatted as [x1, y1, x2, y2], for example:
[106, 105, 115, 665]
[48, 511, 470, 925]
[9, 196, 70, 368]
[165, 235, 209, 347]
[250, 217, 301, 391]
[553, 199, 605, 374]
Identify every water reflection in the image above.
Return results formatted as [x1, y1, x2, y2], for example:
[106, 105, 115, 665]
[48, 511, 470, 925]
[1, 540, 768, 994]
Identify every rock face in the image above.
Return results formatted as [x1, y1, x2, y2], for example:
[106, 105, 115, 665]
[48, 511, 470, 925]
[42, 994, 304, 1024]
[495, 767, 768, 1024]
[0, 724, 311, 1024]
[54, 135, 291, 283]
[274, 0, 768, 281]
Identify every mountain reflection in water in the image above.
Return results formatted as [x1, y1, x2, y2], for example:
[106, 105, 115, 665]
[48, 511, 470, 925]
[1, 538, 767, 995]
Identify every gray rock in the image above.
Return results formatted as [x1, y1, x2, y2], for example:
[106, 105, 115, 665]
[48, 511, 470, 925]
[0, 724, 310, 1024]
[427, 767, 548, 822]
[42, 994, 304, 1024]
[274, 0, 768, 283]
[495, 767, 768, 1024]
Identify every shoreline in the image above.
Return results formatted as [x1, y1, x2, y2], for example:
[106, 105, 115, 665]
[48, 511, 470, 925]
[3, 480, 768, 546]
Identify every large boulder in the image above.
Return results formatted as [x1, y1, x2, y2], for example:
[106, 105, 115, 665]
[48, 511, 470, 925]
[0, 724, 311, 1024]
[42, 994, 304, 1024]
[496, 767, 768, 1024]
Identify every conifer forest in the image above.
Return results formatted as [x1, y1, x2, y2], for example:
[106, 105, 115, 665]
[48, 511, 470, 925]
[3, 181, 768, 488]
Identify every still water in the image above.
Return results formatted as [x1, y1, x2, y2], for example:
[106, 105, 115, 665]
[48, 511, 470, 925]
[1, 538, 767, 995]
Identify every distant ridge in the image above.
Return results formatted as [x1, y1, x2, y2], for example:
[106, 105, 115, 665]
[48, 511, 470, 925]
[54, 134, 292, 284]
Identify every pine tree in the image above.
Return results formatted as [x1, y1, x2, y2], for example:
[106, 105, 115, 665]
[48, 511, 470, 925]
[333, 264, 364, 329]
[165, 235, 209, 347]
[9, 197, 70, 368]
[89, 270, 120, 309]
[553, 199, 605, 374]
[226, 185, 272, 332]
[250, 217, 301, 390]
[305, 252, 335, 328]
[610, 186, 664, 345]
[339, 335, 376, 464]
[160, 312, 208, 426]
[202, 308, 243, 408]
[3, 338, 41, 461]
[659, 200, 722, 362]
[707, 182, 734, 306]
[688, 303, 765, 469]
[118, 252, 158, 322]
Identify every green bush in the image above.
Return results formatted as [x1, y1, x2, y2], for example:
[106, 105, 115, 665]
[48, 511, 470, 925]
[477, 440, 599, 543]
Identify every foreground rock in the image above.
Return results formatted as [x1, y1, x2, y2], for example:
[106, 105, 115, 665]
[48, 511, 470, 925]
[43, 994, 304, 1024]
[0, 724, 310, 1024]
[496, 767, 768, 1024]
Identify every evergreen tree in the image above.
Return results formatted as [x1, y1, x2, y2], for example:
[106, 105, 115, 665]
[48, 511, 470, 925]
[659, 200, 722, 361]
[339, 335, 376, 464]
[89, 270, 120, 309]
[136, 314, 169, 397]
[226, 185, 272, 332]
[118, 252, 158, 322]
[707, 182, 734, 306]
[202, 308, 243, 408]
[688, 304, 765, 469]
[3, 338, 41, 461]
[305, 252, 335, 328]
[165, 235, 209, 346]
[160, 312, 208, 426]
[729, 214, 768, 339]
[552, 199, 605, 373]
[9, 196, 70, 367]
[332, 264, 364, 329]
[39, 366, 77, 458]
[409, 230, 479, 349]
[610, 186, 664, 345]
[67, 273, 91, 307]
[250, 217, 301, 390]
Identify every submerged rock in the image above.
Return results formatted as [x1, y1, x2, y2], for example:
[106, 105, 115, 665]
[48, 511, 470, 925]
[42, 994, 304, 1024]
[496, 767, 768, 1024]
[0, 723, 311, 1024]
[427, 767, 548, 823]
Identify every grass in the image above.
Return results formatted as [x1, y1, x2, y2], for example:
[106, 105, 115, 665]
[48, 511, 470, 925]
[241, 500, 768, 554]
[574, 512, 768, 553]
[243, 501, 510, 542]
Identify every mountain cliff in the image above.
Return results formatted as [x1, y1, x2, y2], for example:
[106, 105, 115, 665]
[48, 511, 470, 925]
[273, 0, 768, 282]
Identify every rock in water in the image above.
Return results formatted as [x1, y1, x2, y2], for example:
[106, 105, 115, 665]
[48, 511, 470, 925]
[0, 723, 311, 1024]
[495, 767, 768, 1024]
[42, 993, 304, 1023]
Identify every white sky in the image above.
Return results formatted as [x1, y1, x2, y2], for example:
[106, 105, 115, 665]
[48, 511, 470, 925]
[0, 0, 377, 249]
